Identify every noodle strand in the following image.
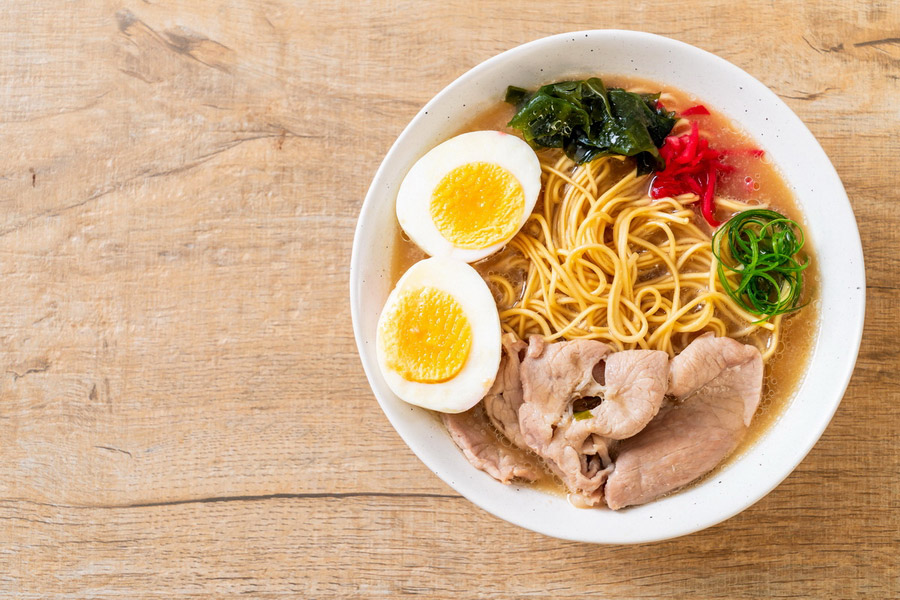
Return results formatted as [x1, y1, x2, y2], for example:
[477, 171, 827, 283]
[489, 154, 779, 358]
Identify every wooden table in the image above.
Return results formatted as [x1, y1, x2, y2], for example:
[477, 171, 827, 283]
[1, 1, 897, 597]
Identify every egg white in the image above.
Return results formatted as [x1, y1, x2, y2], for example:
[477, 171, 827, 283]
[376, 257, 501, 413]
[396, 130, 542, 263]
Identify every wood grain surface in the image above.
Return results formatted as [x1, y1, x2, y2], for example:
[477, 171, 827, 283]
[1, 1, 897, 597]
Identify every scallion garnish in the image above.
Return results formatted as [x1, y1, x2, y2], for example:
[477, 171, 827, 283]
[573, 410, 593, 421]
[712, 209, 809, 319]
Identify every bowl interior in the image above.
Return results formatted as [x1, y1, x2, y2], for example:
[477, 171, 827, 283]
[350, 30, 864, 544]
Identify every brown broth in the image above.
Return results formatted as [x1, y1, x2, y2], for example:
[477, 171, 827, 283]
[390, 74, 820, 501]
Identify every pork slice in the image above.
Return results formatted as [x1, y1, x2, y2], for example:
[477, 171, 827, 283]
[483, 334, 529, 450]
[518, 336, 612, 451]
[605, 334, 764, 510]
[516, 337, 619, 505]
[537, 418, 614, 507]
[442, 404, 541, 485]
[668, 333, 765, 425]
[576, 349, 669, 439]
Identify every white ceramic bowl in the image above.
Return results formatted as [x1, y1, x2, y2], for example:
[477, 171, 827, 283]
[350, 30, 865, 544]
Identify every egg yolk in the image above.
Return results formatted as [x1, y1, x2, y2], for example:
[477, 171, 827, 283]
[430, 162, 525, 249]
[379, 286, 473, 383]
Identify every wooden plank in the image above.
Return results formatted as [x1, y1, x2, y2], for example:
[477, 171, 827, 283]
[0, 0, 897, 597]
[2, 490, 896, 598]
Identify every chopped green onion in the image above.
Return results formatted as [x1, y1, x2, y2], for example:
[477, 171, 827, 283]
[712, 209, 809, 319]
[573, 410, 593, 421]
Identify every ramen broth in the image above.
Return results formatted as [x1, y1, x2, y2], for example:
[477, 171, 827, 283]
[391, 75, 819, 493]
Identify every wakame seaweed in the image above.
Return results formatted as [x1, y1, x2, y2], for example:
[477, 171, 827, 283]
[505, 78, 677, 173]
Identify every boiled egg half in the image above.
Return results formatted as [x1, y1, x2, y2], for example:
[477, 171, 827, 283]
[376, 256, 501, 413]
[396, 130, 541, 263]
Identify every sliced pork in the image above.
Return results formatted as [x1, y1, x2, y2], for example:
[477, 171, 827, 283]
[605, 334, 764, 510]
[442, 404, 541, 484]
[482, 334, 529, 450]
[667, 332, 764, 426]
[518, 336, 611, 452]
[574, 349, 669, 439]
[535, 421, 614, 507]
[517, 336, 669, 505]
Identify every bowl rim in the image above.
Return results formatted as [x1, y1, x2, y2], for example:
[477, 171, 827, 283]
[350, 29, 866, 543]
